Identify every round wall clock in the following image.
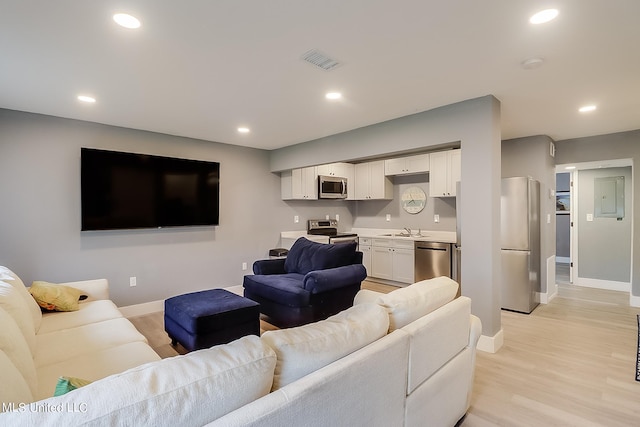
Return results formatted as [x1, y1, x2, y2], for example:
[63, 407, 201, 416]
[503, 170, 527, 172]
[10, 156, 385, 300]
[401, 186, 427, 214]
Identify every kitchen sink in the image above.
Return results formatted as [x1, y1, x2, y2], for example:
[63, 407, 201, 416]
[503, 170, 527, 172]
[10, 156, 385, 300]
[378, 233, 431, 238]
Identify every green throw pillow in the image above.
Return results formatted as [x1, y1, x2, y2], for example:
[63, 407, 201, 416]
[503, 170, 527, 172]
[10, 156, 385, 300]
[30, 281, 85, 312]
[54, 376, 92, 396]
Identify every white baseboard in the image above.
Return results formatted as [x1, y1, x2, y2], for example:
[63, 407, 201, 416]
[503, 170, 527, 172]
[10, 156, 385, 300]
[574, 277, 630, 292]
[477, 328, 504, 354]
[119, 300, 164, 318]
[541, 284, 558, 303]
[118, 285, 245, 318]
[630, 294, 640, 308]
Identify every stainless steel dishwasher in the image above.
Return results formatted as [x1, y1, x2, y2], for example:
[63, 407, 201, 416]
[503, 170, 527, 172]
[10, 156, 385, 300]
[414, 241, 452, 280]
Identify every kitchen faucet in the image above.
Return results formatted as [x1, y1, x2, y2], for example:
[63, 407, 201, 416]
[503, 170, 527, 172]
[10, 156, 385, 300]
[403, 227, 412, 236]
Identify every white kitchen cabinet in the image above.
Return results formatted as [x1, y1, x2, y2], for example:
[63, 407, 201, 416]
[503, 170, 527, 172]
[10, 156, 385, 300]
[358, 237, 372, 276]
[317, 162, 355, 200]
[281, 166, 318, 200]
[354, 161, 393, 200]
[370, 238, 415, 284]
[384, 153, 430, 176]
[429, 149, 461, 197]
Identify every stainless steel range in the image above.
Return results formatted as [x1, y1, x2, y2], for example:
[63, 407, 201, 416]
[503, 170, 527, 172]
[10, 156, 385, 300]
[307, 219, 358, 245]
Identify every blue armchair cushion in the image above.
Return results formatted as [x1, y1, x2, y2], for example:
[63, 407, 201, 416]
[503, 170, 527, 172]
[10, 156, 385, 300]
[304, 264, 367, 294]
[284, 238, 357, 275]
[243, 273, 310, 307]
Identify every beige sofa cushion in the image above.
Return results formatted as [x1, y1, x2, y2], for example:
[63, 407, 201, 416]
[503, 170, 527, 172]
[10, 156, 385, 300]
[0, 307, 38, 396]
[38, 299, 123, 334]
[403, 296, 471, 393]
[0, 280, 37, 353]
[261, 303, 389, 390]
[34, 317, 149, 367]
[0, 267, 42, 332]
[370, 276, 458, 332]
[3, 335, 277, 426]
[34, 341, 161, 401]
[0, 349, 33, 408]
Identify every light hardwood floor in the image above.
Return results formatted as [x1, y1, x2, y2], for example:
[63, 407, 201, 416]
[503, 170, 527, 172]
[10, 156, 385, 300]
[129, 280, 640, 426]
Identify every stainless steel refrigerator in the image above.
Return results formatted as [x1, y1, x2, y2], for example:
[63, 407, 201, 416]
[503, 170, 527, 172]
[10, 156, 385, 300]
[501, 177, 540, 314]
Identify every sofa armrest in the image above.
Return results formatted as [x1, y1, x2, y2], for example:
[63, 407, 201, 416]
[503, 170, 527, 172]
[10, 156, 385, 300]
[469, 314, 482, 348]
[57, 279, 110, 301]
[252, 258, 287, 275]
[303, 264, 367, 294]
[353, 289, 383, 306]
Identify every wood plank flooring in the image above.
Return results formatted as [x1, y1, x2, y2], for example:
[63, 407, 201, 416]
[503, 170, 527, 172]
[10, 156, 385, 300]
[128, 280, 640, 426]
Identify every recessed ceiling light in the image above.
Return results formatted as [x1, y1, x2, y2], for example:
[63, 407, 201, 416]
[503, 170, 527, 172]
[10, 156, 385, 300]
[325, 92, 342, 100]
[113, 13, 141, 29]
[237, 127, 250, 134]
[521, 57, 544, 70]
[579, 105, 597, 113]
[77, 95, 96, 103]
[530, 9, 559, 24]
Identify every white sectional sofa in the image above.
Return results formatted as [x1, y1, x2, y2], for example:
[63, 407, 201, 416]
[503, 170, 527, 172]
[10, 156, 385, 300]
[0, 266, 161, 405]
[2, 274, 481, 426]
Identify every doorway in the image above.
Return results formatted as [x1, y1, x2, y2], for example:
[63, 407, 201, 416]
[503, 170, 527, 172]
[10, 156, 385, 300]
[555, 159, 633, 293]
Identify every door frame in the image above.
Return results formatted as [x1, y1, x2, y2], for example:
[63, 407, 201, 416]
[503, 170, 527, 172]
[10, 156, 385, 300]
[555, 159, 633, 293]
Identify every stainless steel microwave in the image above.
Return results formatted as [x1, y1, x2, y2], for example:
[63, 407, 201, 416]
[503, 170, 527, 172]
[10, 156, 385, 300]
[318, 175, 347, 199]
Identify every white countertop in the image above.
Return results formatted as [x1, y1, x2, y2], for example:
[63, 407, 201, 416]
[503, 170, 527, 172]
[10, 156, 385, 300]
[281, 229, 456, 244]
[353, 228, 457, 243]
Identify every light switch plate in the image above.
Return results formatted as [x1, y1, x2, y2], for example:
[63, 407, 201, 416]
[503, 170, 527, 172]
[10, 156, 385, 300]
[587, 213, 593, 222]
[386, 214, 391, 221]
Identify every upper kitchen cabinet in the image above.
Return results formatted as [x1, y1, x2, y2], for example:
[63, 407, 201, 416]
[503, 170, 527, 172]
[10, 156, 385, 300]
[429, 149, 461, 197]
[281, 166, 318, 200]
[316, 162, 355, 200]
[354, 160, 393, 200]
[384, 153, 430, 176]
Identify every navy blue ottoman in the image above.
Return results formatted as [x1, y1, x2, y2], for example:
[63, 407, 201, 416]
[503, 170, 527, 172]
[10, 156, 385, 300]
[164, 289, 260, 352]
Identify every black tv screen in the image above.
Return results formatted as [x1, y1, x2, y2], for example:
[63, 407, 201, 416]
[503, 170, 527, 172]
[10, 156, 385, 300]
[81, 148, 219, 231]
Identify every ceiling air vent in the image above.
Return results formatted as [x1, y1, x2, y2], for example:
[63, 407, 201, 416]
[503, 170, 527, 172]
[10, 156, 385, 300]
[301, 49, 341, 71]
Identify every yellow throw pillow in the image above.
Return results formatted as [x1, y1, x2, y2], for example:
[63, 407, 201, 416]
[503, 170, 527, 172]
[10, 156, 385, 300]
[29, 281, 84, 312]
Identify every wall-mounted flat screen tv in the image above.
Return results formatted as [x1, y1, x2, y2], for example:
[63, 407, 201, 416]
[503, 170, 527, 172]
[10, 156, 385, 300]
[81, 148, 219, 231]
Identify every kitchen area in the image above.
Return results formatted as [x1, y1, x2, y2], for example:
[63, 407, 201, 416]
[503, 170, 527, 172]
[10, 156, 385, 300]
[278, 148, 462, 290]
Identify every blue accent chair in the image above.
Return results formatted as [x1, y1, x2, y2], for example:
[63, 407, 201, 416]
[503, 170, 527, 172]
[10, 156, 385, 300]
[243, 238, 367, 328]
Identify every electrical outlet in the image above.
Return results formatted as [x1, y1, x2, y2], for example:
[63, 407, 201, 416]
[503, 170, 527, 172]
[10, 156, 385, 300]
[434, 214, 440, 223]
[129, 277, 136, 287]
[325, 214, 330, 220]
[386, 214, 391, 221]
[294, 215, 299, 223]
[242, 262, 247, 271]
[335, 214, 340, 222]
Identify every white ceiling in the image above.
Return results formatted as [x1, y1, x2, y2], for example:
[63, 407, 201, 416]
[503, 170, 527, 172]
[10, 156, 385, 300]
[1, 1, 639, 150]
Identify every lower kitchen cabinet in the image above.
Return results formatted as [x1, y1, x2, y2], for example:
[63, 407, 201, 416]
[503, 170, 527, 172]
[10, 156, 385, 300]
[359, 237, 372, 275]
[370, 238, 415, 284]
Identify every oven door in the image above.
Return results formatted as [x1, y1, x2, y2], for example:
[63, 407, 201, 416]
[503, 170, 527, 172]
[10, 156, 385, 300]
[329, 235, 358, 245]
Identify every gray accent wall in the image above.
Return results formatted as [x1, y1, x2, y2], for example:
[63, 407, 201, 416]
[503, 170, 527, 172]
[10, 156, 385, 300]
[555, 129, 640, 297]
[271, 96, 504, 341]
[501, 135, 556, 294]
[0, 109, 354, 306]
[576, 167, 632, 283]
